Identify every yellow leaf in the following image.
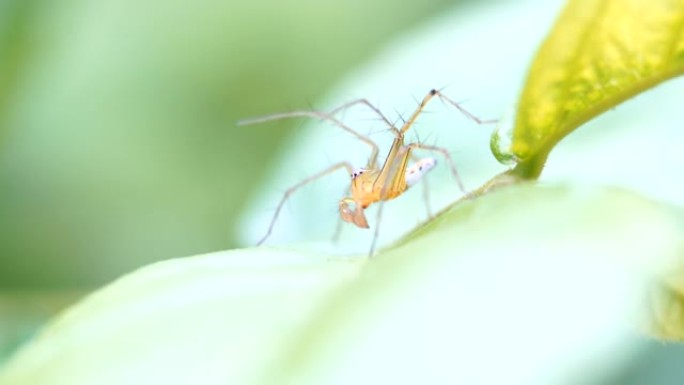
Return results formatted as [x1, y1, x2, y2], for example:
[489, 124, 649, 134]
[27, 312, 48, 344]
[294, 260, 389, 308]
[649, 274, 684, 340]
[506, 0, 684, 177]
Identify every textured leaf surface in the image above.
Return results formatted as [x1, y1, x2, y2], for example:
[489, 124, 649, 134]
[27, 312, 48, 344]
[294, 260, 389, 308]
[2, 185, 684, 385]
[503, 0, 684, 176]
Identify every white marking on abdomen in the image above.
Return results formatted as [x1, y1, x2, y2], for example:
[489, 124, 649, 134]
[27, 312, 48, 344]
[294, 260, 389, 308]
[405, 157, 437, 187]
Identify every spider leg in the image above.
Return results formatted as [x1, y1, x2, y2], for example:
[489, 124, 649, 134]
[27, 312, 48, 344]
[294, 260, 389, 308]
[239, 96, 402, 168]
[408, 142, 468, 195]
[368, 201, 385, 257]
[399, 88, 498, 137]
[432, 89, 499, 125]
[257, 161, 354, 245]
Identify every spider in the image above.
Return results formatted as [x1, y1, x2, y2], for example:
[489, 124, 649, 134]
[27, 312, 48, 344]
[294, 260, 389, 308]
[239, 89, 497, 255]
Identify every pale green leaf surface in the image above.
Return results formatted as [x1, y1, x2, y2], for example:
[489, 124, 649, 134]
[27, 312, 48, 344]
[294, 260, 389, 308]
[2, 184, 684, 384]
[506, 0, 684, 176]
[0, 250, 364, 385]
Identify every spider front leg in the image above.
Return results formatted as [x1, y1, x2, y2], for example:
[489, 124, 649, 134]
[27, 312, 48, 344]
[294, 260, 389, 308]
[399, 88, 499, 137]
[432, 89, 499, 125]
[257, 161, 354, 246]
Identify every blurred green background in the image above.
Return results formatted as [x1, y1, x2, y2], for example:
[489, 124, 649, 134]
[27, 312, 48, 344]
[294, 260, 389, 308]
[4, 1, 684, 382]
[0, 0, 470, 361]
